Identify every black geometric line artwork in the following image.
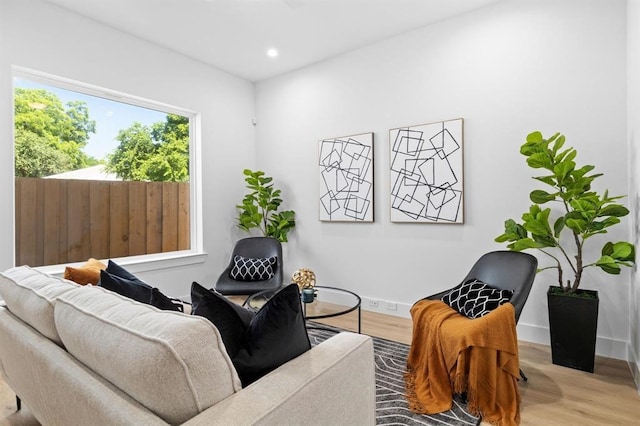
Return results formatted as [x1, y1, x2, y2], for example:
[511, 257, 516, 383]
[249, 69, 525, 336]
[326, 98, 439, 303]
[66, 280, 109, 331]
[318, 132, 374, 222]
[389, 118, 464, 223]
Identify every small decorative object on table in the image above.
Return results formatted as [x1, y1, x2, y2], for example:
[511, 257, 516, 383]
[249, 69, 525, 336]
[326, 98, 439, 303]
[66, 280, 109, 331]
[292, 268, 316, 303]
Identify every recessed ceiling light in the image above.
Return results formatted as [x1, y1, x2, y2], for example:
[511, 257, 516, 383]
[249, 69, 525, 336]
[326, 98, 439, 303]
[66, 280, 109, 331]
[267, 48, 278, 58]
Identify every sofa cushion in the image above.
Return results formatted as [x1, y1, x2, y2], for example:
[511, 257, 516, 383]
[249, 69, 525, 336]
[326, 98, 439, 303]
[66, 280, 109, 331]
[0, 266, 78, 345]
[54, 285, 242, 425]
[63, 258, 106, 285]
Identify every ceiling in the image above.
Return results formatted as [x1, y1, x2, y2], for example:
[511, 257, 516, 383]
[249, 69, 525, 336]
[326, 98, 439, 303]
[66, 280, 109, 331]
[43, 0, 503, 82]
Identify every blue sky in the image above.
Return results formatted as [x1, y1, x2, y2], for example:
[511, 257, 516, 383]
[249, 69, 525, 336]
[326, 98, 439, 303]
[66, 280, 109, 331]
[14, 78, 167, 160]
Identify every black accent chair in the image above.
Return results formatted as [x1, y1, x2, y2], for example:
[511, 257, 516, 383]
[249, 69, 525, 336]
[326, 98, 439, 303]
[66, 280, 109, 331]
[424, 250, 538, 380]
[214, 237, 284, 296]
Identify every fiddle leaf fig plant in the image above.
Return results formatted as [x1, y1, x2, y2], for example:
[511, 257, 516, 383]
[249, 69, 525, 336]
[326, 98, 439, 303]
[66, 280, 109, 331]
[236, 169, 296, 242]
[495, 131, 635, 293]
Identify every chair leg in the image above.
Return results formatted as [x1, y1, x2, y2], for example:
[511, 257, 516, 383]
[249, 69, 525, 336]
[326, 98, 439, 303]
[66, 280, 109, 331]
[519, 368, 528, 382]
[16, 395, 21, 411]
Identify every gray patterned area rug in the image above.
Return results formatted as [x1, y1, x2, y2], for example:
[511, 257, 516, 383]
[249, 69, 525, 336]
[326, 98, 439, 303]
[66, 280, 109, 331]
[307, 326, 480, 426]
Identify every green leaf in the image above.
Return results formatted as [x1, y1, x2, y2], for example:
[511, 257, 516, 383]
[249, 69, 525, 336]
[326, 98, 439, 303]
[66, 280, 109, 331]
[551, 134, 565, 154]
[596, 255, 621, 274]
[511, 238, 546, 251]
[524, 219, 551, 237]
[571, 164, 595, 179]
[598, 205, 629, 217]
[565, 219, 587, 233]
[533, 176, 557, 187]
[570, 199, 596, 213]
[527, 152, 552, 169]
[602, 241, 635, 261]
[553, 160, 575, 182]
[555, 148, 575, 164]
[553, 217, 565, 237]
[530, 189, 556, 204]
[526, 131, 543, 143]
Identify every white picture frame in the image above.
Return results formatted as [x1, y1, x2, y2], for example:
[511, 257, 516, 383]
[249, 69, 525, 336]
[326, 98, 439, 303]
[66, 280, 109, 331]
[389, 118, 464, 223]
[318, 132, 374, 222]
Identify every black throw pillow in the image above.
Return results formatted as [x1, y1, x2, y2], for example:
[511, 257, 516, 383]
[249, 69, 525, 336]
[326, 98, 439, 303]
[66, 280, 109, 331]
[192, 282, 311, 387]
[150, 287, 182, 312]
[98, 269, 152, 304]
[191, 282, 255, 358]
[233, 284, 311, 386]
[105, 259, 143, 282]
[442, 279, 513, 319]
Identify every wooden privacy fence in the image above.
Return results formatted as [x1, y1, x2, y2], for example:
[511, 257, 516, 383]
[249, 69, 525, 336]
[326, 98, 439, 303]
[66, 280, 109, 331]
[15, 177, 190, 267]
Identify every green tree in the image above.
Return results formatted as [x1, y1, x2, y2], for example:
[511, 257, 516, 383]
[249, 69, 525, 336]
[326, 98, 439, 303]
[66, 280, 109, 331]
[106, 114, 189, 182]
[14, 88, 97, 176]
[14, 129, 70, 177]
[106, 122, 156, 181]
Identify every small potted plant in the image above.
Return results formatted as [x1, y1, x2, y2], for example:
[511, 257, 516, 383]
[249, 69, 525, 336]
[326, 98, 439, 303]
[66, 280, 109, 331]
[495, 131, 635, 372]
[236, 169, 296, 242]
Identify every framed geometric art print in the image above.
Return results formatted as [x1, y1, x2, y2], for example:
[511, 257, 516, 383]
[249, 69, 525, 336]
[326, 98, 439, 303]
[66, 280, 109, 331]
[389, 118, 464, 223]
[318, 132, 374, 222]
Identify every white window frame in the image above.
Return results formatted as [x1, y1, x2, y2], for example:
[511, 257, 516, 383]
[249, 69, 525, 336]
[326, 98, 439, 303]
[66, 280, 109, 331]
[12, 66, 205, 275]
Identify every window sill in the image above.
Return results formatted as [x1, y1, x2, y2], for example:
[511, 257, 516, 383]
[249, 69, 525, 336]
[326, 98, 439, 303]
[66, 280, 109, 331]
[36, 251, 208, 277]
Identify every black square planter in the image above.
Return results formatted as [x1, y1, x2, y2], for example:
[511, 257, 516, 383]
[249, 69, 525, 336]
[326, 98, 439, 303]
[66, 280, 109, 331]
[547, 287, 599, 373]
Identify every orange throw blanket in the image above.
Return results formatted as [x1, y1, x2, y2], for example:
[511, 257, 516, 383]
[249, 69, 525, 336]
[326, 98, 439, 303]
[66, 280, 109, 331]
[405, 300, 521, 425]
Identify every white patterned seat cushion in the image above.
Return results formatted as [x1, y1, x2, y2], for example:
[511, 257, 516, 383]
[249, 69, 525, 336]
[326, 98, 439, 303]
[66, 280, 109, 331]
[442, 279, 513, 319]
[230, 255, 277, 281]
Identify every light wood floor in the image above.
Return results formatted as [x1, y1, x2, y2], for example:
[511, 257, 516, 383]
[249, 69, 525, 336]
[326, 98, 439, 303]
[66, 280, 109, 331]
[313, 307, 640, 426]
[2, 303, 639, 425]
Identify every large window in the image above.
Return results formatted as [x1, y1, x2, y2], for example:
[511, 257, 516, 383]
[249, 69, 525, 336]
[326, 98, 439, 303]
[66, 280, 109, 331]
[13, 69, 201, 268]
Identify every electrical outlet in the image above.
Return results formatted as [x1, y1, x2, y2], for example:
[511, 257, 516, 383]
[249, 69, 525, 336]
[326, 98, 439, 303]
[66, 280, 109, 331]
[368, 299, 379, 308]
[385, 302, 397, 311]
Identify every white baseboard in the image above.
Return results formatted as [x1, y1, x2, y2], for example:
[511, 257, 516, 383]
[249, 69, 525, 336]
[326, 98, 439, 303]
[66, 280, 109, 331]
[203, 288, 632, 363]
[514, 322, 628, 361]
[628, 343, 640, 394]
[358, 294, 631, 361]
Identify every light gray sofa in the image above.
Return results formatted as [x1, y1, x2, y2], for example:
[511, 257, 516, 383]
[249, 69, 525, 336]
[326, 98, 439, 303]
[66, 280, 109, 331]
[0, 266, 375, 425]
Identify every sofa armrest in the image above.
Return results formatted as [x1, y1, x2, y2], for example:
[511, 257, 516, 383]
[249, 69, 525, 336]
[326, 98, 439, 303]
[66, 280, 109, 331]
[182, 332, 375, 426]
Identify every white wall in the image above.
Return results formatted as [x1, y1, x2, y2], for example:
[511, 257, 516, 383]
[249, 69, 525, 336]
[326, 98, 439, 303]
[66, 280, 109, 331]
[255, 0, 630, 359]
[1, 0, 634, 362]
[627, 0, 640, 390]
[0, 0, 256, 296]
